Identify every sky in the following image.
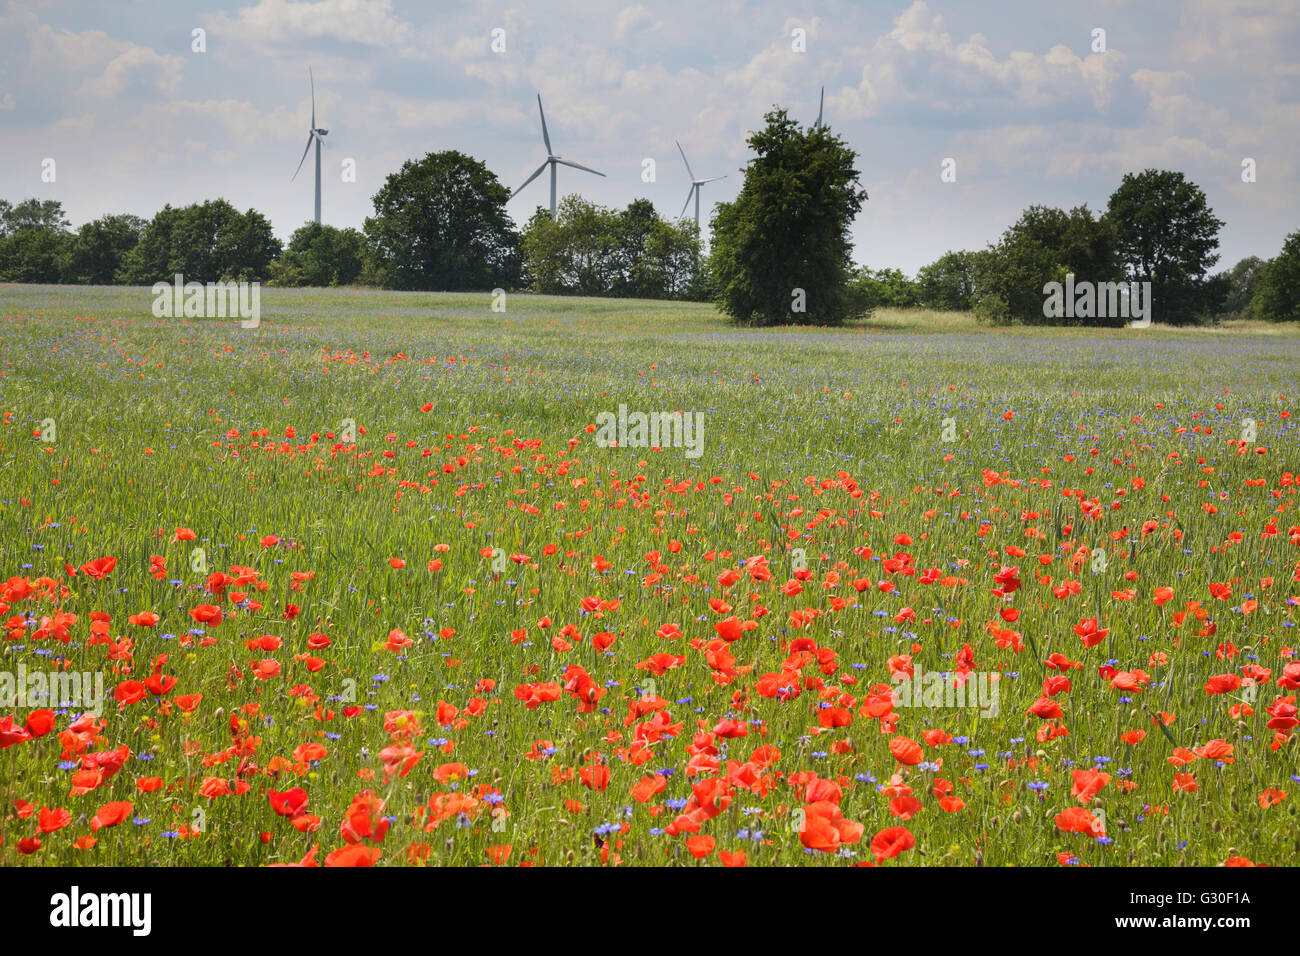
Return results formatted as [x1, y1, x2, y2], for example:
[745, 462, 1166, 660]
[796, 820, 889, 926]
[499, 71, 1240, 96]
[1, 0, 1297, 274]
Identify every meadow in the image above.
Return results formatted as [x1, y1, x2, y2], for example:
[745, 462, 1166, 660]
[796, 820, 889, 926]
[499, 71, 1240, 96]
[0, 282, 1297, 867]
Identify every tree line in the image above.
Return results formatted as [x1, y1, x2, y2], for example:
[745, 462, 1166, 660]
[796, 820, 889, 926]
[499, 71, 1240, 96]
[1, 128, 1295, 323]
[845, 178, 1296, 326]
[705, 110, 1297, 326]
[0, 151, 706, 302]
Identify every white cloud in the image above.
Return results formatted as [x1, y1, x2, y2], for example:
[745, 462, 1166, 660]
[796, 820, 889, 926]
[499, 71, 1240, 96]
[839, 2, 1123, 117]
[0, 2, 184, 100]
[721, 17, 825, 123]
[1129, 69, 1193, 98]
[76, 46, 185, 99]
[1171, 0, 1300, 75]
[204, 0, 413, 48]
[614, 4, 662, 41]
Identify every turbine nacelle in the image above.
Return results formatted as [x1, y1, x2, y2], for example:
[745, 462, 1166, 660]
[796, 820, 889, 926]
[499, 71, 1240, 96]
[675, 140, 726, 226]
[510, 94, 605, 216]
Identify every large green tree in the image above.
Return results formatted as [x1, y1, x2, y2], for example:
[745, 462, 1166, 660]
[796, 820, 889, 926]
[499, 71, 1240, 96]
[65, 214, 146, 284]
[0, 198, 73, 282]
[0, 228, 71, 283]
[1217, 255, 1265, 317]
[847, 266, 920, 310]
[364, 150, 520, 291]
[974, 204, 1123, 325]
[120, 200, 280, 283]
[539, 195, 616, 296]
[0, 198, 70, 235]
[916, 250, 979, 311]
[1105, 169, 1225, 324]
[637, 216, 703, 300]
[520, 196, 701, 299]
[708, 107, 865, 326]
[615, 200, 701, 300]
[519, 206, 566, 294]
[275, 222, 366, 287]
[612, 199, 663, 298]
[1251, 231, 1300, 322]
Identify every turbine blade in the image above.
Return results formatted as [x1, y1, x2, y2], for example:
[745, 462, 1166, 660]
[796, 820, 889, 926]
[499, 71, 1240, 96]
[310, 67, 316, 129]
[511, 161, 550, 197]
[816, 85, 824, 127]
[291, 133, 314, 181]
[698, 175, 726, 184]
[676, 140, 694, 180]
[537, 94, 552, 154]
[679, 185, 696, 219]
[554, 158, 604, 177]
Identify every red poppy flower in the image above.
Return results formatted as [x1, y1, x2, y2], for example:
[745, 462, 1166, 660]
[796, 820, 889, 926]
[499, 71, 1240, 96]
[90, 800, 134, 831]
[80, 556, 117, 580]
[870, 825, 915, 861]
[190, 604, 222, 627]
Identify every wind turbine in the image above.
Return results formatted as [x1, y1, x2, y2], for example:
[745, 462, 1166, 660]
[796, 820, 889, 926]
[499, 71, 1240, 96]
[675, 140, 726, 228]
[291, 68, 329, 224]
[511, 94, 605, 217]
[811, 85, 868, 201]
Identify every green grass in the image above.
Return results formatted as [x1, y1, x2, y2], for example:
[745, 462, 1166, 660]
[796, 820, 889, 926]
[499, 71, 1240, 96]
[0, 282, 1297, 867]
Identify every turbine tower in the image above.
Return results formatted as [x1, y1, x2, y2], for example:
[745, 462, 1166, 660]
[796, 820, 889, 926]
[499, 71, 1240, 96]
[291, 68, 329, 224]
[511, 94, 605, 217]
[675, 140, 726, 228]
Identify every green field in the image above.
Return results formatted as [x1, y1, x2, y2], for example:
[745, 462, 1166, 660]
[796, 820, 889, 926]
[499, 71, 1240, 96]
[1, 283, 1297, 867]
